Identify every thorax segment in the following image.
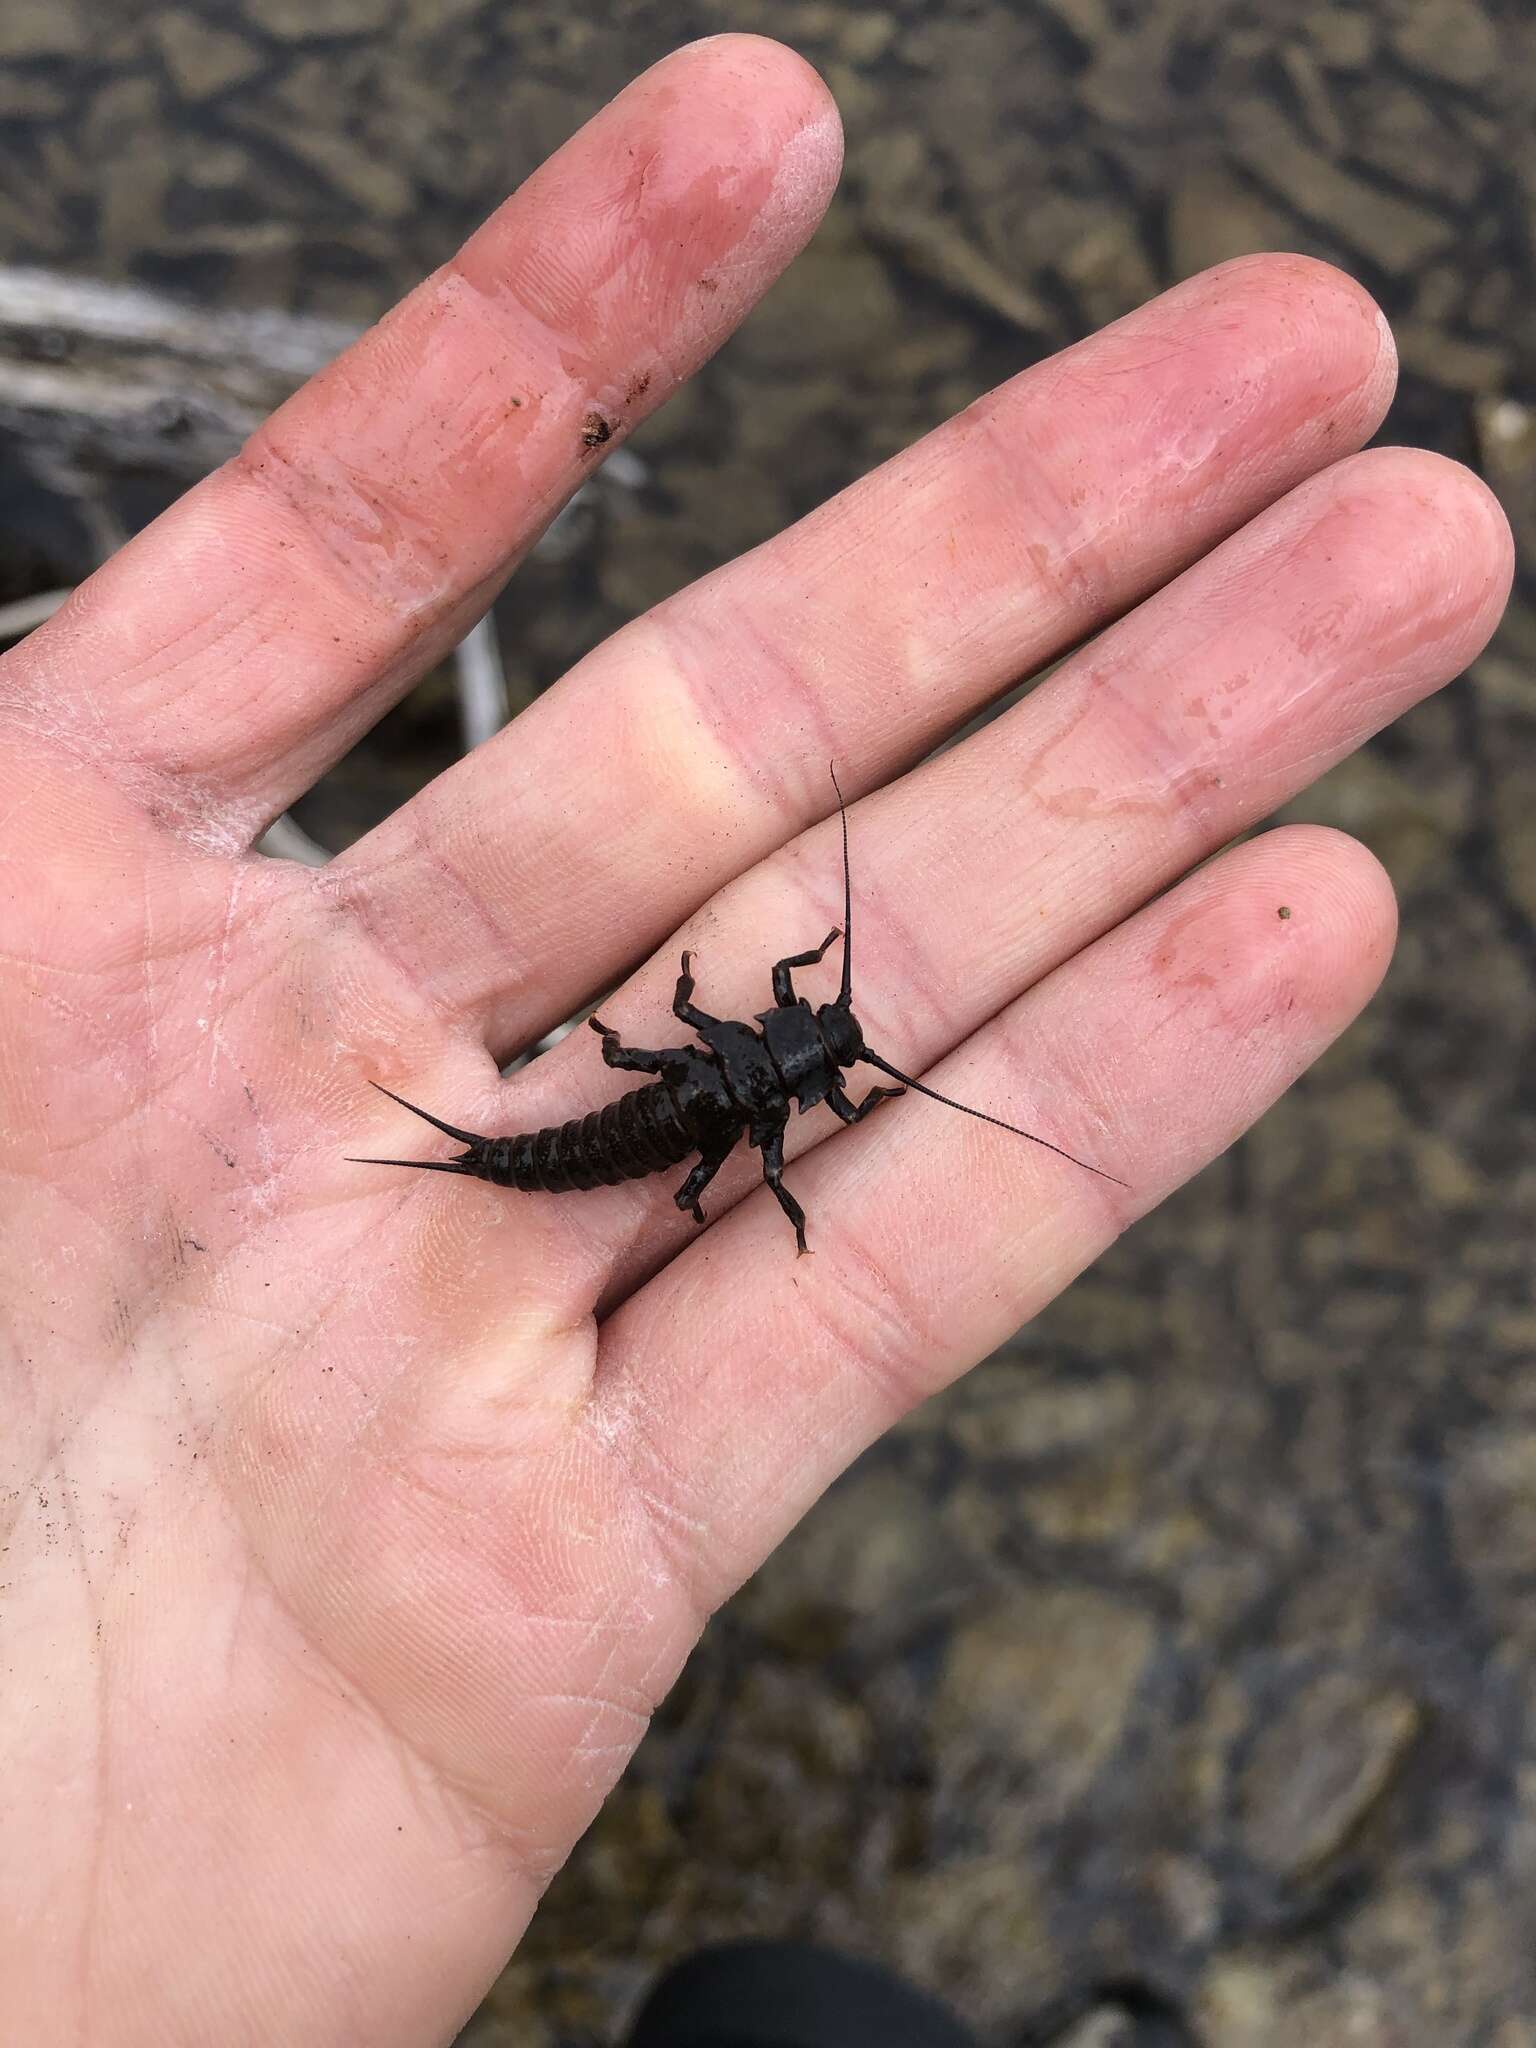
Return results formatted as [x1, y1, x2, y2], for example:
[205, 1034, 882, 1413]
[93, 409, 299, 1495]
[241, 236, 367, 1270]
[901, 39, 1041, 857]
[756, 1002, 838, 1112]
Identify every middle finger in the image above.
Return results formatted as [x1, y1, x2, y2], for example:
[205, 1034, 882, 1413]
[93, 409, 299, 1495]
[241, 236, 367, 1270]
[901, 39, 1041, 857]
[329, 254, 1394, 1053]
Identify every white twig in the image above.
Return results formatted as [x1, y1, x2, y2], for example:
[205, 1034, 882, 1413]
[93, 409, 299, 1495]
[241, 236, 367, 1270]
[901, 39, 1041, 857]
[455, 611, 510, 752]
[0, 587, 70, 640]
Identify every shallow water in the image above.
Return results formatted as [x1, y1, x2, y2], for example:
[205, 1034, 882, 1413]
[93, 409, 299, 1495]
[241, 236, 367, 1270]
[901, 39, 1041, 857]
[1, 4, 1533, 2041]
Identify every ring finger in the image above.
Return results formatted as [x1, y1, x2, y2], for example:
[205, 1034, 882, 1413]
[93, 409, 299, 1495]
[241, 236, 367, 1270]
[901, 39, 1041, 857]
[390, 442, 1510, 1308]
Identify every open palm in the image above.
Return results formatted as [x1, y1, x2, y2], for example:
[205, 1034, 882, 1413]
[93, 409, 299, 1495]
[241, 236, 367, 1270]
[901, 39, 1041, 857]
[0, 36, 1511, 2048]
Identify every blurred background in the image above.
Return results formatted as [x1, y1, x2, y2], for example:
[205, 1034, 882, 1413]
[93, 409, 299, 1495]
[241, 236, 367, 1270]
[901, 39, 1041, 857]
[2, 3, 1533, 2043]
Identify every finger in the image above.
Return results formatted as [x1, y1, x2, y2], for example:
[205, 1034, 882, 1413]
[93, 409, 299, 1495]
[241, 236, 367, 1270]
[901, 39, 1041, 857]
[585, 826, 1396, 1615]
[448, 443, 1509, 1301]
[329, 253, 1396, 1052]
[2, 36, 841, 841]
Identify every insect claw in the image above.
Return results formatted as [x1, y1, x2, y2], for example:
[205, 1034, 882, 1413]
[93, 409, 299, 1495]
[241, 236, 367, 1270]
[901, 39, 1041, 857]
[588, 1014, 615, 1035]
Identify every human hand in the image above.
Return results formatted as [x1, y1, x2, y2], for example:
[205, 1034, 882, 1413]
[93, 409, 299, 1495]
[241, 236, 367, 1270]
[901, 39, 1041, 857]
[0, 35, 1511, 2046]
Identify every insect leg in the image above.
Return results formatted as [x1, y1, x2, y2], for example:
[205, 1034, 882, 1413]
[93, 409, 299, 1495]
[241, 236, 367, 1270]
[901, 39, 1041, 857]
[826, 1081, 907, 1125]
[753, 1115, 809, 1255]
[672, 1137, 735, 1227]
[588, 1016, 669, 1074]
[771, 928, 842, 1007]
[672, 950, 720, 1033]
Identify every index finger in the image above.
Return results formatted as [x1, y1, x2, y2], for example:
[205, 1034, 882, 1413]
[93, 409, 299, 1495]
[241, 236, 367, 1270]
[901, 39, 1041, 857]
[2, 36, 842, 843]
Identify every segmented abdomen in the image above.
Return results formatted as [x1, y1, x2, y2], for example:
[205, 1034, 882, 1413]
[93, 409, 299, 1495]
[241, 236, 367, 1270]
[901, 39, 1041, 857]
[487, 1081, 696, 1193]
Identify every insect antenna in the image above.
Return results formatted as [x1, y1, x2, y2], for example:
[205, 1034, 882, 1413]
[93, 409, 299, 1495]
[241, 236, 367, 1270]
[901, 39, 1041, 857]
[345, 1081, 487, 1172]
[827, 764, 1125, 1188]
[830, 761, 854, 1008]
[860, 1048, 1129, 1187]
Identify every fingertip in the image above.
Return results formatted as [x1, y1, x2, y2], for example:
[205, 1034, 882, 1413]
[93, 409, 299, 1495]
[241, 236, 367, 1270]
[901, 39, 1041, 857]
[1129, 823, 1399, 1075]
[1367, 444, 1515, 613]
[1169, 250, 1399, 450]
[458, 35, 842, 342]
[1252, 823, 1399, 1018]
[628, 32, 844, 240]
[1070, 825, 1401, 1191]
[1242, 251, 1399, 418]
[1313, 444, 1516, 669]
[1186, 250, 1394, 373]
[688, 33, 845, 253]
[678, 30, 843, 137]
